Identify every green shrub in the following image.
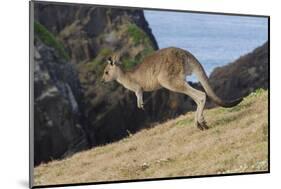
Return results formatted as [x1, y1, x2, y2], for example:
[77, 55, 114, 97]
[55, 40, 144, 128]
[121, 46, 155, 70]
[127, 24, 147, 45]
[86, 59, 105, 76]
[90, 24, 156, 71]
[34, 21, 70, 60]
[142, 46, 154, 57]
[99, 48, 112, 58]
[122, 58, 138, 69]
[253, 88, 266, 96]
[176, 118, 192, 127]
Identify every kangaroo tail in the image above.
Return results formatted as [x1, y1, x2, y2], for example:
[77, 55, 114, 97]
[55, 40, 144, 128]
[192, 59, 243, 108]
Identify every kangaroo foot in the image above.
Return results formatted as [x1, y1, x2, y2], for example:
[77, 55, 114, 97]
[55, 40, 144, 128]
[196, 122, 204, 130]
[201, 121, 209, 130]
[196, 121, 209, 130]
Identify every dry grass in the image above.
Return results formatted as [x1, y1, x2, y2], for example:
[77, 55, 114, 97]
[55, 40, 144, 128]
[34, 89, 268, 186]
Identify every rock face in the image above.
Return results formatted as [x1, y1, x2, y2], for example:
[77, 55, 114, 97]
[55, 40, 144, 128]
[184, 42, 269, 109]
[209, 42, 268, 101]
[34, 3, 158, 64]
[33, 36, 91, 166]
[33, 2, 183, 165]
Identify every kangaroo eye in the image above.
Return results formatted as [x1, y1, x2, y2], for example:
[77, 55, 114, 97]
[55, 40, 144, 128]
[105, 71, 108, 74]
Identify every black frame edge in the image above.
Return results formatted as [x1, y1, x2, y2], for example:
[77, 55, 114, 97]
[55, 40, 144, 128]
[267, 16, 270, 173]
[29, 0, 35, 188]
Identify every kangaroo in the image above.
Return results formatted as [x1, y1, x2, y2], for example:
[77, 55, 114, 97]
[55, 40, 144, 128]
[102, 47, 243, 130]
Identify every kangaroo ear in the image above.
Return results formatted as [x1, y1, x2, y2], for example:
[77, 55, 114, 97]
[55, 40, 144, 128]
[107, 56, 114, 66]
[112, 54, 121, 65]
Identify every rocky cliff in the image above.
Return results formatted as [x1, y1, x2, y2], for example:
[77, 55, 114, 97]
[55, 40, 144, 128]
[182, 42, 269, 110]
[209, 42, 268, 101]
[33, 2, 182, 165]
[34, 31, 91, 166]
[34, 3, 158, 64]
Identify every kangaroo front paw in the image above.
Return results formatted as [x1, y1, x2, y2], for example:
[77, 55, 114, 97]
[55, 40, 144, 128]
[139, 103, 145, 110]
[137, 102, 145, 110]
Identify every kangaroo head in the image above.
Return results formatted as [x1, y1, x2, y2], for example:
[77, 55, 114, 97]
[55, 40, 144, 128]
[102, 55, 122, 82]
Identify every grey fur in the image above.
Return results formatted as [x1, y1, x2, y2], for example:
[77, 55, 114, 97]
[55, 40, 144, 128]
[102, 47, 243, 130]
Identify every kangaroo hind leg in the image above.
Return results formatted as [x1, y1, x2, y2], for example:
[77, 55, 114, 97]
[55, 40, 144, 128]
[159, 79, 208, 130]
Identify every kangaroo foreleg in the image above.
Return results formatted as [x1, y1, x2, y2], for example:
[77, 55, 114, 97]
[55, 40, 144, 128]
[135, 88, 144, 110]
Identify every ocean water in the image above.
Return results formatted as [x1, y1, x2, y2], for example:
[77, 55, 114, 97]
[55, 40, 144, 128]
[144, 10, 268, 81]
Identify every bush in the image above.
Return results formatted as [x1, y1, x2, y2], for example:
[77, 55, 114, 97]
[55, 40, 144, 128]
[121, 47, 154, 70]
[127, 24, 147, 45]
[249, 88, 266, 98]
[34, 21, 70, 60]
[99, 48, 113, 58]
[122, 58, 138, 69]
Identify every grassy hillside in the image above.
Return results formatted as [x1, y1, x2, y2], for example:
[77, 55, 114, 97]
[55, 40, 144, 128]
[34, 89, 268, 186]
